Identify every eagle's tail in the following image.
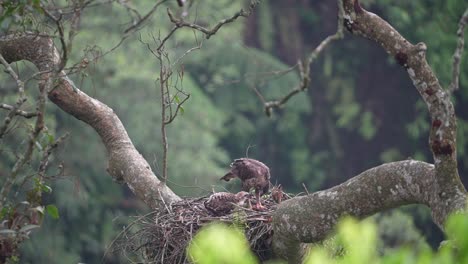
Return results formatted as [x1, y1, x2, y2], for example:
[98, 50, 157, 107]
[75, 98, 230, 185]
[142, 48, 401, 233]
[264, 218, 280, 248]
[220, 172, 236, 181]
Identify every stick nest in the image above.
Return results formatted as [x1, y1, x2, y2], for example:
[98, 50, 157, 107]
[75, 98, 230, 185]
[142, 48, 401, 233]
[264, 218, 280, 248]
[111, 189, 291, 263]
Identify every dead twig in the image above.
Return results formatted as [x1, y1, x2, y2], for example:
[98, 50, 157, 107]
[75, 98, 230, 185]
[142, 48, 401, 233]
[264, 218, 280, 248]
[0, 104, 37, 118]
[259, 0, 345, 116]
[166, 0, 260, 39]
[448, 7, 468, 93]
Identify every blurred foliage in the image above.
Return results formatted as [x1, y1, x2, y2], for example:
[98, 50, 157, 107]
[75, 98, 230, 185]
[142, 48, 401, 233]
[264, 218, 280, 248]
[189, 212, 468, 264]
[187, 223, 257, 264]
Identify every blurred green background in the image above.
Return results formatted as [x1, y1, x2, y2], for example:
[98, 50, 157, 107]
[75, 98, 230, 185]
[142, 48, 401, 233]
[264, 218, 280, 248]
[0, 0, 467, 263]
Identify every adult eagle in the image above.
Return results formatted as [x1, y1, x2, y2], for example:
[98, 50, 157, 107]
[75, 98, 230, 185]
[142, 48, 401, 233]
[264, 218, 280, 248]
[220, 158, 271, 210]
[204, 191, 250, 216]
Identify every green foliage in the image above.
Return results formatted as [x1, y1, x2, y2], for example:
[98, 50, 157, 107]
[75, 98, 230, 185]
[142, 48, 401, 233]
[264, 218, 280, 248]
[373, 210, 429, 254]
[188, 213, 468, 264]
[187, 223, 257, 264]
[306, 213, 468, 264]
[45, 205, 59, 219]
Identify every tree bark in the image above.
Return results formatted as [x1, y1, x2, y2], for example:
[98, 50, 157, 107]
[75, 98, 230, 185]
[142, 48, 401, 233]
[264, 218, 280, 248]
[0, 33, 181, 209]
[271, 0, 467, 261]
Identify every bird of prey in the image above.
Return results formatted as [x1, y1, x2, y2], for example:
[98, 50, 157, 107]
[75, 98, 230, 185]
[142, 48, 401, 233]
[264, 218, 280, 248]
[204, 191, 251, 216]
[220, 158, 271, 210]
[271, 184, 284, 204]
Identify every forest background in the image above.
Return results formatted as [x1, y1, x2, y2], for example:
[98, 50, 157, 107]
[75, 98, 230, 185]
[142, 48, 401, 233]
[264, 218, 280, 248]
[0, 0, 467, 263]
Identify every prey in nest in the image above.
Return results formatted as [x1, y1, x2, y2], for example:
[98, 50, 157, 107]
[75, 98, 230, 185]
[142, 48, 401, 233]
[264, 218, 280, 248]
[111, 185, 289, 263]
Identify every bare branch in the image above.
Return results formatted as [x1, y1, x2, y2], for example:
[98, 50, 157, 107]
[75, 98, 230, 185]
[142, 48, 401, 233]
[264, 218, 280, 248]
[124, 0, 169, 34]
[158, 54, 170, 183]
[0, 104, 37, 118]
[261, 0, 345, 116]
[41, 7, 68, 73]
[0, 74, 49, 205]
[166, 0, 260, 39]
[448, 7, 468, 93]
[38, 133, 70, 178]
[0, 54, 27, 139]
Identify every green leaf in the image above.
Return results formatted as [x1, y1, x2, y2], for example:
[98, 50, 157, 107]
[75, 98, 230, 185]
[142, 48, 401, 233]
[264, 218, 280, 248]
[0, 206, 10, 219]
[179, 106, 185, 115]
[46, 205, 59, 219]
[187, 223, 257, 264]
[48, 134, 55, 144]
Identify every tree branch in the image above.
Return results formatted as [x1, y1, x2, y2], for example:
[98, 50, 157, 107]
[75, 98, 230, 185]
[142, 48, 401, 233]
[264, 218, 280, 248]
[0, 104, 37, 118]
[272, 1, 467, 261]
[340, 0, 466, 220]
[448, 7, 468, 93]
[273, 160, 451, 260]
[0, 33, 181, 209]
[0, 54, 27, 139]
[166, 0, 260, 39]
[260, 0, 345, 116]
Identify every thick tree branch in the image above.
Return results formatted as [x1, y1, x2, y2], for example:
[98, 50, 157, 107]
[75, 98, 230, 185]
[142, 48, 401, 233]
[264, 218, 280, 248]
[340, 0, 466, 219]
[273, 161, 453, 260]
[272, 1, 467, 262]
[0, 33, 181, 209]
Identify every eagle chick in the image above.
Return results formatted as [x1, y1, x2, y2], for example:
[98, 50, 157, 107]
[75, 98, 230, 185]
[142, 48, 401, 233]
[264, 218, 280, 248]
[204, 191, 250, 216]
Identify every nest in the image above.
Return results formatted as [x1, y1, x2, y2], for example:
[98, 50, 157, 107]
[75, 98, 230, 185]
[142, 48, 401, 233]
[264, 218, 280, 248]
[111, 189, 290, 263]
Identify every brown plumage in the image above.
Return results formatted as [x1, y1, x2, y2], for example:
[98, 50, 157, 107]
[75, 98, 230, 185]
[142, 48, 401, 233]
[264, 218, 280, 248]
[271, 184, 284, 203]
[220, 158, 271, 210]
[204, 191, 250, 216]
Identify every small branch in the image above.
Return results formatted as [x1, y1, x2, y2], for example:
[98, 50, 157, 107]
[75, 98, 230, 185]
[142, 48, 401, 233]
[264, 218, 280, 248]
[0, 103, 37, 118]
[167, 0, 260, 39]
[42, 7, 68, 72]
[302, 183, 309, 195]
[261, 0, 344, 116]
[124, 0, 168, 34]
[0, 77, 49, 205]
[448, 7, 468, 93]
[158, 55, 169, 183]
[164, 93, 190, 125]
[0, 54, 27, 139]
[38, 133, 70, 178]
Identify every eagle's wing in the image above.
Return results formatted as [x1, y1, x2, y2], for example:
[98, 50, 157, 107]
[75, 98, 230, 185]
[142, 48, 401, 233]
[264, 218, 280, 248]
[231, 158, 269, 179]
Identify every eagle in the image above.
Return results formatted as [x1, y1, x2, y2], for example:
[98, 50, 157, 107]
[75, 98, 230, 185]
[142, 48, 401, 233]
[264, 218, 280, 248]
[220, 158, 271, 210]
[204, 191, 251, 216]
